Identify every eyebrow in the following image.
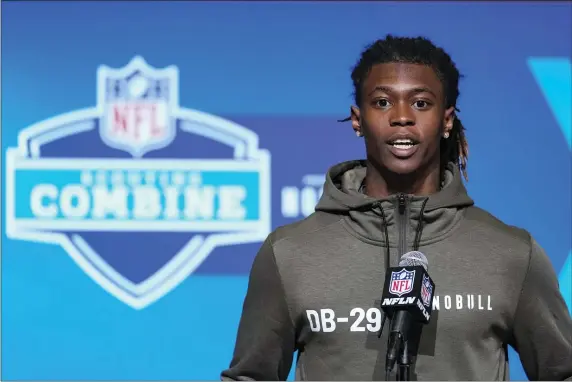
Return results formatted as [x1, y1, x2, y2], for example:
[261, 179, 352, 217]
[368, 86, 437, 98]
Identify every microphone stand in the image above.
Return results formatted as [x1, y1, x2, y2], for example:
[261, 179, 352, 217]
[396, 339, 411, 381]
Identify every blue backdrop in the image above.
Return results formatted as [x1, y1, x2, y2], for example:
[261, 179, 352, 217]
[2, 1, 571, 381]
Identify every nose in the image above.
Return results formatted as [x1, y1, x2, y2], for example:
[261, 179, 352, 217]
[389, 102, 415, 127]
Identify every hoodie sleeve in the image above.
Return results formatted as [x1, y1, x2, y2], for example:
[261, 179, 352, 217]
[510, 237, 572, 381]
[221, 236, 296, 381]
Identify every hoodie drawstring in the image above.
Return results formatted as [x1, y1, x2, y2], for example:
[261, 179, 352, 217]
[379, 204, 391, 273]
[378, 203, 390, 339]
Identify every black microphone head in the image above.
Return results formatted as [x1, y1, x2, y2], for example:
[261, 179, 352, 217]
[398, 251, 428, 271]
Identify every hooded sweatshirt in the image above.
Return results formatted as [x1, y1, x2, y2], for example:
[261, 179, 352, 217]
[221, 160, 572, 381]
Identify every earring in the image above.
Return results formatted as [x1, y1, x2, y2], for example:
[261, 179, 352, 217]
[444, 132, 450, 139]
[356, 131, 363, 137]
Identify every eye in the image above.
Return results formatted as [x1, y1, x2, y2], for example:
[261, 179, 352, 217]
[374, 99, 392, 108]
[413, 100, 431, 109]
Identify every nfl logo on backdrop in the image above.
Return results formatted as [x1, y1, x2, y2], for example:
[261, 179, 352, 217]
[99, 58, 176, 157]
[389, 268, 415, 297]
[421, 274, 433, 307]
[5, 56, 271, 309]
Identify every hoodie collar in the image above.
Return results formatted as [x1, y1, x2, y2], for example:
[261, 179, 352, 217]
[315, 160, 474, 247]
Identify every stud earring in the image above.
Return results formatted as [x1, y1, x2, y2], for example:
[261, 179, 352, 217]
[444, 132, 450, 139]
[356, 131, 363, 137]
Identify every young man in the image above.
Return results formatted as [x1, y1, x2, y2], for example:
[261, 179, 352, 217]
[221, 35, 572, 381]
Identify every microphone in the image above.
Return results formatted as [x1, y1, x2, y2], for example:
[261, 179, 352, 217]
[380, 251, 436, 380]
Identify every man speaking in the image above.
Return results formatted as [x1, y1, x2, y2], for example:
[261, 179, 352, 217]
[221, 35, 572, 380]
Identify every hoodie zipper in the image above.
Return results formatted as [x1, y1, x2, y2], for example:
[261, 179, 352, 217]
[397, 193, 408, 259]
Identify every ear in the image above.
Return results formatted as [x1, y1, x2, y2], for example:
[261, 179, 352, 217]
[443, 106, 455, 137]
[350, 106, 362, 137]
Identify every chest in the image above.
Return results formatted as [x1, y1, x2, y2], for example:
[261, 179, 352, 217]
[285, 240, 518, 348]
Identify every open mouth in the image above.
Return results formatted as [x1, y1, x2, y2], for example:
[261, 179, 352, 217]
[388, 138, 419, 150]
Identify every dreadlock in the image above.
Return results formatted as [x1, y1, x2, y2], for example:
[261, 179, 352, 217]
[341, 35, 469, 181]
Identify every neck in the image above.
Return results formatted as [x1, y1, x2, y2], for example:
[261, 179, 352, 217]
[364, 161, 441, 199]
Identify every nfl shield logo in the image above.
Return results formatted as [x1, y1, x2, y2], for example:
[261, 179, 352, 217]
[97, 56, 177, 157]
[421, 274, 433, 307]
[389, 268, 415, 297]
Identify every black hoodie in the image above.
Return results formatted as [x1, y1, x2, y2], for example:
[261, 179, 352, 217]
[222, 160, 572, 381]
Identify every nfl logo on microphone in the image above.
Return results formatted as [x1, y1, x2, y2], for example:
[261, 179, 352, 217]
[5, 56, 271, 310]
[389, 268, 415, 297]
[421, 274, 433, 307]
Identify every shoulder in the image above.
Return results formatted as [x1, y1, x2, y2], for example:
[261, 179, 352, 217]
[264, 211, 344, 261]
[461, 206, 546, 295]
[463, 205, 532, 246]
[461, 205, 537, 269]
[269, 211, 343, 246]
[258, 212, 344, 283]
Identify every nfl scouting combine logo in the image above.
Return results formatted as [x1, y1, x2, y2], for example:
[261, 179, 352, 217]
[5, 56, 271, 309]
